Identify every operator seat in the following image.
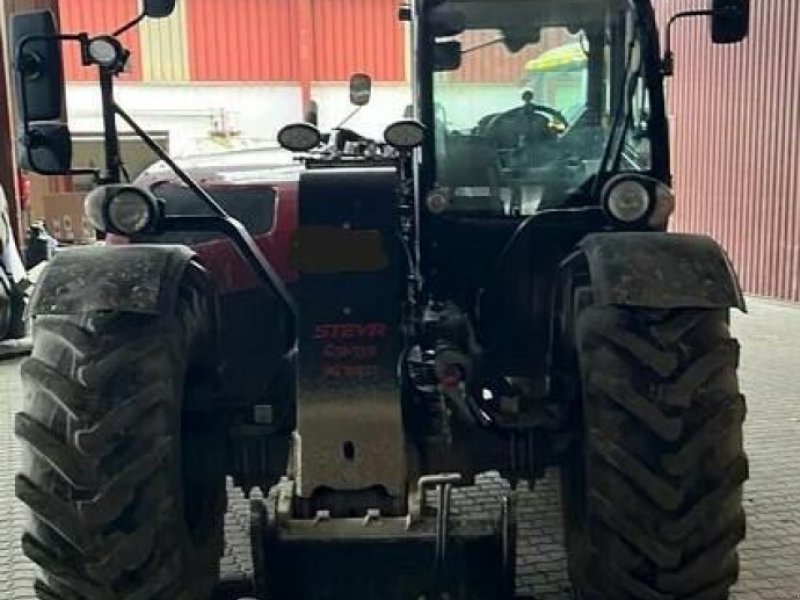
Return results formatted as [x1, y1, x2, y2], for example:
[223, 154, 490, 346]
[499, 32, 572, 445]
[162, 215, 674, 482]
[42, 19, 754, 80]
[438, 134, 505, 214]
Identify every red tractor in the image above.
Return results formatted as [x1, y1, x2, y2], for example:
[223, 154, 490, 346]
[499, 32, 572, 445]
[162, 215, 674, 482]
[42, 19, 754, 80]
[12, 0, 750, 598]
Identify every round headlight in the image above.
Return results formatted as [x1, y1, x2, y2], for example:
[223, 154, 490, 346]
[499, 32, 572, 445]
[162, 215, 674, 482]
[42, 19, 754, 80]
[107, 191, 153, 234]
[88, 37, 121, 68]
[603, 177, 652, 223]
[277, 123, 322, 152]
[84, 184, 159, 236]
[384, 120, 426, 150]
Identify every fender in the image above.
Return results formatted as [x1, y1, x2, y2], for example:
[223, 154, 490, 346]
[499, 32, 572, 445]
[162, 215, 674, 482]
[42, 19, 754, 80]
[27, 244, 196, 317]
[577, 232, 747, 311]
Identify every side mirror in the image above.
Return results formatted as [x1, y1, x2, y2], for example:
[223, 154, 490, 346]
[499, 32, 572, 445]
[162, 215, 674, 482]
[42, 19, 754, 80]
[11, 10, 64, 122]
[502, 27, 541, 53]
[711, 0, 750, 44]
[18, 123, 73, 175]
[349, 73, 372, 106]
[144, 0, 177, 19]
[434, 41, 462, 72]
[12, 10, 73, 175]
[429, 7, 465, 37]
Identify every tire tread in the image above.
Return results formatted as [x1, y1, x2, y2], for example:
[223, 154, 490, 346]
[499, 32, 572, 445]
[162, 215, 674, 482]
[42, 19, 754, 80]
[568, 306, 748, 599]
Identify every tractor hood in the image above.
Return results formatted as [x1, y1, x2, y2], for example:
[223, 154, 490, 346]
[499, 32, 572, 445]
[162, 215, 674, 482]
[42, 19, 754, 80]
[136, 145, 303, 189]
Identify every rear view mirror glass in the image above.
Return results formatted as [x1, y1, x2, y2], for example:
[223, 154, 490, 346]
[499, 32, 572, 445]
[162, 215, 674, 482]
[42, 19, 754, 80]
[434, 41, 462, 72]
[429, 7, 465, 38]
[18, 123, 73, 175]
[144, 0, 177, 19]
[711, 0, 750, 44]
[349, 73, 372, 106]
[502, 27, 541, 53]
[11, 10, 64, 122]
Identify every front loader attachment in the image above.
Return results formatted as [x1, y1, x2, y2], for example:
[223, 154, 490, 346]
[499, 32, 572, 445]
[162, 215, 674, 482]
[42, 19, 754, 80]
[249, 477, 516, 600]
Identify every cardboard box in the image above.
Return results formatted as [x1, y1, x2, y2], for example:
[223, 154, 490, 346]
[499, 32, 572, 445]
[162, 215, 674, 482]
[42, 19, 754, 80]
[40, 193, 95, 244]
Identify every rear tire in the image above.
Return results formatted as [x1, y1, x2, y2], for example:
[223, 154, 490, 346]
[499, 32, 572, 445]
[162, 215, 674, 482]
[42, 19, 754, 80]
[16, 264, 226, 600]
[562, 304, 748, 599]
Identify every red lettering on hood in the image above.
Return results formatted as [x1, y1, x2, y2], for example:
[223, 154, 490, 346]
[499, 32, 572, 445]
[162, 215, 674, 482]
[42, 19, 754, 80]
[314, 322, 389, 341]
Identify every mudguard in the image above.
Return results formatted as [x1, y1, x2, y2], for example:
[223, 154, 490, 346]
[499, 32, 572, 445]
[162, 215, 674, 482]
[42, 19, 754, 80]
[27, 244, 196, 317]
[578, 232, 746, 311]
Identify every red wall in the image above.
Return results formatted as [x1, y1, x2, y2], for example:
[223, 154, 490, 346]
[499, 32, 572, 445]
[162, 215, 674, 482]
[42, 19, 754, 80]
[448, 29, 569, 84]
[310, 0, 404, 81]
[59, 0, 405, 83]
[59, 0, 142, 81]
[187, 0, 300, 81]
[657, 0, 800, 301]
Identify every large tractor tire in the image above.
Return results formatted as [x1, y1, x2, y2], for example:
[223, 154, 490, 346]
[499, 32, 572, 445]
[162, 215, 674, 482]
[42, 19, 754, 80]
[15, 265, 226, 600]
[562, 303, 748, 599]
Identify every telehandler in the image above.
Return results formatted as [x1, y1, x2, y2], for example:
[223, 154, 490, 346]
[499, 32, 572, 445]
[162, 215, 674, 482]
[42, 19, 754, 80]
[12, 0, 750, 598]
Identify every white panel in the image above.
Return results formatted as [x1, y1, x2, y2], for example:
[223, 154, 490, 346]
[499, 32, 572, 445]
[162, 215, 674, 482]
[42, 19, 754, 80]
[65, 84, 303, 157]
[309, 84, 412, 140]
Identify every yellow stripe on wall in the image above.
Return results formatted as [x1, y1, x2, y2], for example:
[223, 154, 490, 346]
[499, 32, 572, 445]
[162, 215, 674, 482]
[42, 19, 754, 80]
[140, 0, 189, 82]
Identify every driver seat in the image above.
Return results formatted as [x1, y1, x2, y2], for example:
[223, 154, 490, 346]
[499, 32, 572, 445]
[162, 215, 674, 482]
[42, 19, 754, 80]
[439, 134, 504, 214]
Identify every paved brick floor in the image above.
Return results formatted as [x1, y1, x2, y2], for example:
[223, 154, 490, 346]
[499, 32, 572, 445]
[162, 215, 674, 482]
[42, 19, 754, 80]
[1, 297, 798, 599]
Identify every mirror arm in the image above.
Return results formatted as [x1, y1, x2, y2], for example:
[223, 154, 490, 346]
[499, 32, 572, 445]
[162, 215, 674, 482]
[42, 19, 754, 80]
[333, 105, 362, 131]
[99, 68, 123, 183]
[112, 12, 146, 38]
[662, 9, 713, 76]
[17, 32, 85, 75]
[112, 102, 226, 217]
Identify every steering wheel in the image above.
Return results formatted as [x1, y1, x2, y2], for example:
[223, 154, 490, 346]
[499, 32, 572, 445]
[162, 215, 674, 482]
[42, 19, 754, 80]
[479, 92, 569, 150]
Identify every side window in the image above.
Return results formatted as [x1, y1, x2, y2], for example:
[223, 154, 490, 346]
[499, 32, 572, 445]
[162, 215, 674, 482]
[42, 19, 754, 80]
[624, 75, 653, 170]
[622, 13, 651, 171]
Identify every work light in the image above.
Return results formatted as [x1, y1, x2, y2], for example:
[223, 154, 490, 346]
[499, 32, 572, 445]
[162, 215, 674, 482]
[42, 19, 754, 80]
[277, 123, 322, 152]
[84, 184, 161, 236]
[384, 120, 426, 150]
[601, 174, 674, 228]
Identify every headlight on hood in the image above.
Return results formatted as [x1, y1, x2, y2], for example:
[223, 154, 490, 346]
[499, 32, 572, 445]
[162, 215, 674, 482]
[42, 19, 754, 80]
[84, 184, 161, 236]
[601, 174, 675, 229]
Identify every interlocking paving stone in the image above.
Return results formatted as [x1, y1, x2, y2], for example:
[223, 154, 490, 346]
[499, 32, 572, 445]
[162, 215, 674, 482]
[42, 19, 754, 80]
[1, 297, 798, 598]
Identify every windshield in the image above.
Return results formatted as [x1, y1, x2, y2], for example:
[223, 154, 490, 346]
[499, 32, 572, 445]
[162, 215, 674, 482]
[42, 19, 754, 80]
[431, 0, 652, 216]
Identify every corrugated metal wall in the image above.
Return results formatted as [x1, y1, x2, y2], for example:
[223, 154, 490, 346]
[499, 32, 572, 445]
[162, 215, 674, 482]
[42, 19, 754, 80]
[140, 0, 190, 81]
[59, 0, 405, 83]
[187, 0, 300, 81]
[450, 31, 537, 83]
[449, 28, 570, 84]
[656, 0, 800, 301]
[311, 0, 404, 81]
[59, 0, 142, 81]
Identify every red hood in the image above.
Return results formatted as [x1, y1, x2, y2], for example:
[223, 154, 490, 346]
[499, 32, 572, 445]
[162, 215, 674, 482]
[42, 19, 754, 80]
[122, 155, 304, 294]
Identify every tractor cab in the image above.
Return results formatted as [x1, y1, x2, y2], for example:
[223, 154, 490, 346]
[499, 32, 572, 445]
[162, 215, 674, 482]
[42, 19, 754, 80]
[413, 0, 665, 218]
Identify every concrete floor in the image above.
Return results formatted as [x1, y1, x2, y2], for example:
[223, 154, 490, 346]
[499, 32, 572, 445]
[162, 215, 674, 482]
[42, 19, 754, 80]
[1, 297, 799, 599]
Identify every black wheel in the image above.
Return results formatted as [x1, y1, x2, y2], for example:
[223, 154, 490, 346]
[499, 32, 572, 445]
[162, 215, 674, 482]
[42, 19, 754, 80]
[562, 303, 748, 599]
[15, 263, 227, 600]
